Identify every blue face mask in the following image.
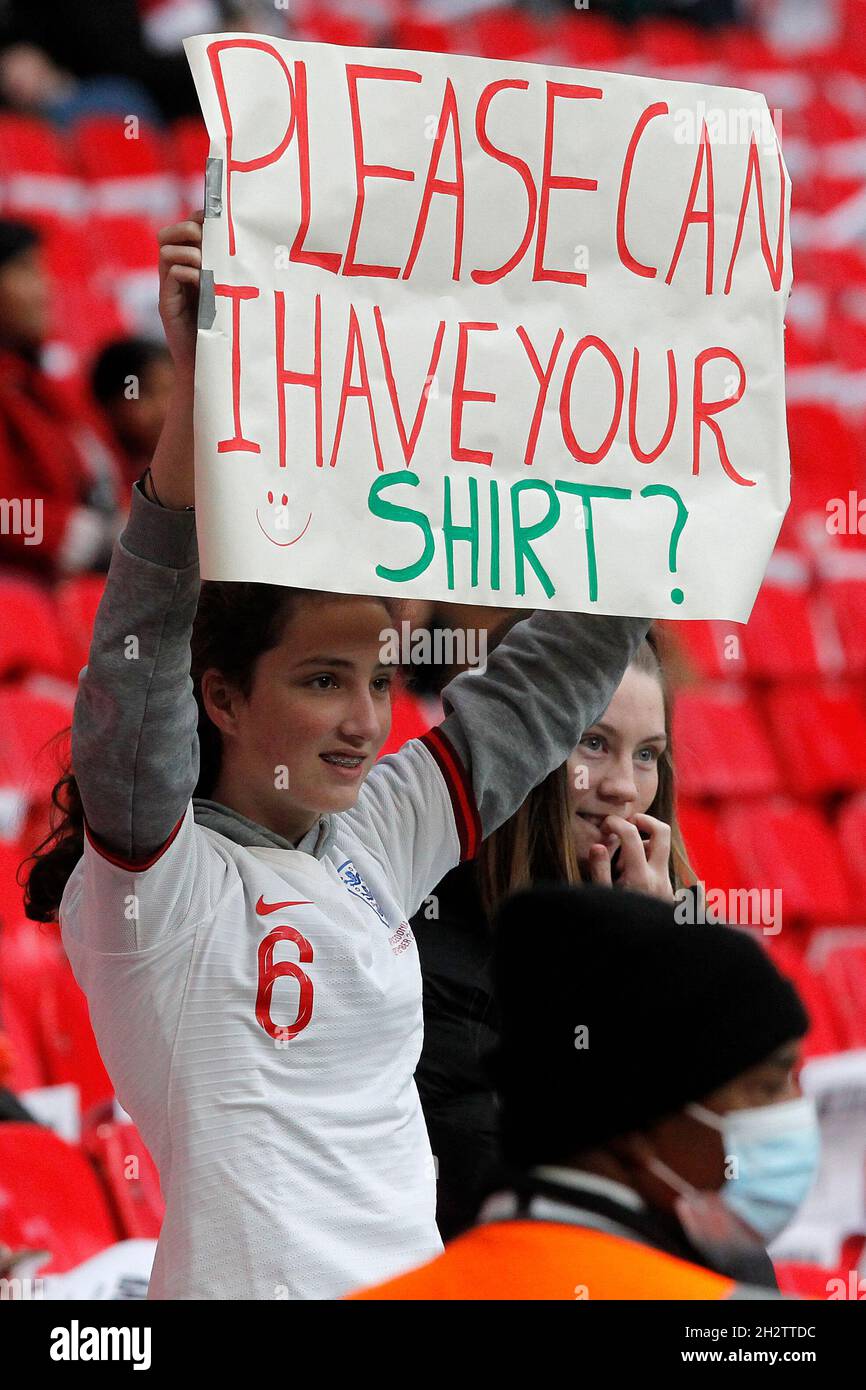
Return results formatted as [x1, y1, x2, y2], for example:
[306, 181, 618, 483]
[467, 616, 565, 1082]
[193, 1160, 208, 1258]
[686, 1096, 821, 1243]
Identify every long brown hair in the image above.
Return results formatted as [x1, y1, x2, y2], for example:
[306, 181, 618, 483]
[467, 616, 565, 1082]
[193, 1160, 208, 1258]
[476, 630, 694, 918]
[23, 583, 405, 924]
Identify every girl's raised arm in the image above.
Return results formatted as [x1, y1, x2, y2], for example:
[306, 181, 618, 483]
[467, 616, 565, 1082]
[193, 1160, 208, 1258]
[72, 218, 203, 863]
[438, 608, 649, 842]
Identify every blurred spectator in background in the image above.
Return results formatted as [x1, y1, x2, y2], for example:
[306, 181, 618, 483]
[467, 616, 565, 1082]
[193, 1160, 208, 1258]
[0, 219, 124, 577]
[404, 601, 523, 709]
[220, 0, 290, 38]
[0, 41, 163, 128]
[747, 0, 843, 54]
[91, 337, 174, 491]
[0, 0, 209, 122]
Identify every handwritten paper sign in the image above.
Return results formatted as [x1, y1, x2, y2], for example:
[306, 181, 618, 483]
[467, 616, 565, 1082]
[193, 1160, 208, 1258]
[184, 32, 792, 620]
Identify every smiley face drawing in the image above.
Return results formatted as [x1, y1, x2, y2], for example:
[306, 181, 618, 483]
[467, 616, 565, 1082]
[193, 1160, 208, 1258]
[255, 490, 313, 547]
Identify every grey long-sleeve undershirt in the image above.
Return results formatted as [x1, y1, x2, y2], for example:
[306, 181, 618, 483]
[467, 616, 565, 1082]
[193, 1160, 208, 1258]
[72, 480, 649, 864]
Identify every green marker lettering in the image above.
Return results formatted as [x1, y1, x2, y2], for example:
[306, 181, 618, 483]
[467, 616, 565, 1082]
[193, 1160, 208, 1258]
[554, 482, 632, 602]
[443, 474, 480, 591]
[511, 479, 560, 598]
[368, 472, 435, 583]
[489, 477, 500, 591]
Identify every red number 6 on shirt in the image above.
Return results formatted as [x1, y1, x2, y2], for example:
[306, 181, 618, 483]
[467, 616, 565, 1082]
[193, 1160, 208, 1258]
[256, 926, 314, 1040]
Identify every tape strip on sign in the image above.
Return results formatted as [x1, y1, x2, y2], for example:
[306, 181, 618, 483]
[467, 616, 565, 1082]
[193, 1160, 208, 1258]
[197, 269, 216, 330]
[204, 157, 223, 218]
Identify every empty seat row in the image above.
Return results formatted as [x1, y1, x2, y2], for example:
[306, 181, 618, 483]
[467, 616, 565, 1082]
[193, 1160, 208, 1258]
[674, 584, 866, 684]
[0, 114, 206, 225]
[0, 1121, 162, 1275]
[674, 683, 866, 799]
[678, 794, 866, 929]
[0, 920, 112, 1112]
[0, 572, 103, 686]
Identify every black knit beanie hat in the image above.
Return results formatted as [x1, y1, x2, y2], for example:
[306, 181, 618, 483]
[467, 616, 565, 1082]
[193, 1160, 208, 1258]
[491, 884, 809, 1168]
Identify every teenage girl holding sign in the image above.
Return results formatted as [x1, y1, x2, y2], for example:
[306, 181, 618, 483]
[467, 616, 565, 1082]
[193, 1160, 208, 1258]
[26, 214, 649, 1300]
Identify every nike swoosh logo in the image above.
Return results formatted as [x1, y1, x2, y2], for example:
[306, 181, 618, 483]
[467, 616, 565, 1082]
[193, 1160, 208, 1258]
[256, 896, 313, 915]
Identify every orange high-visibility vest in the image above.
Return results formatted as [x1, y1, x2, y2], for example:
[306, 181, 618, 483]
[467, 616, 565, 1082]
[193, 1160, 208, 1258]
[349, 1221, 737, 1300]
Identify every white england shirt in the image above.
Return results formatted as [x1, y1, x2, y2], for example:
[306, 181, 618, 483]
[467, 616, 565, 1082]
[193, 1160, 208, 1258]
[60, 730, 479, 1300]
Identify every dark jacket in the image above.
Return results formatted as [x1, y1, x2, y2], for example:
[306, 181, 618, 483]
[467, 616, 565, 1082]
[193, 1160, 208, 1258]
[412, 859, 502, 1240]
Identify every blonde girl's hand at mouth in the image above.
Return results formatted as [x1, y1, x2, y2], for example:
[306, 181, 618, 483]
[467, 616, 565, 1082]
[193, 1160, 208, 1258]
[587, 812, 674, 902]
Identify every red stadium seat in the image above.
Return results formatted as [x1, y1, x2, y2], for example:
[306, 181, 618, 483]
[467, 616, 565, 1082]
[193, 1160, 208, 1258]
[821, 572, 866, 674]
[28, 213, 92, 287]
[676, 801, 743, 894]
[47, 279, 128, 366]
[37, 954, 114, 1115]
[841, 0, 866, 63]
[784, 320, 825, 368]
[85, 214, 160, 329]
[801, 175, 864, 218]
[793, 248, 866, 295]
[670, 620, 747, 682]
[0, 114, 82, 221]
[553, 12, 628, 67]
[170, 116, 209, 171]
[0, 991, 46, 1093]
[460, 8, 548, 60]
[70, 116, 179, 221]
[1, 914, 112, 1113]
[827, 312, 866, 370]
[0, 578, 68, 681]
[786, 404, 864, 532]
[0, 684, 73, 804]
[0, 840, 28, 934]
[839, 1233, 866, 1275]
[716, 27, 781, 73]
[392, 18, 453, 53]
[83, 1116, 164, 1240]
[761, 937, 847, 1059]
[837, 795, 866, 905]
[800, 93, 861, 142]
[378, 681, 433, 758]
[87, 213, 159, 271]
[673, 686, 781, 799]
[0, 914, 59, 990]
[635, 17, 713, 69]
[299, 12, 377, 48]
[740, 581, 829, 681]
[170, 116, 210, 210]
[762, 682, 866, 797]
[819, 945, 866, 1049]
[0, 1123, 119, 1272]
[775, 1262, 842, 1299]
[0, 918, 63, 1093]
[2, 762, 111, 1119]
[54, 572, 106, 680]
[719, 800, 854, 926]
